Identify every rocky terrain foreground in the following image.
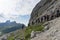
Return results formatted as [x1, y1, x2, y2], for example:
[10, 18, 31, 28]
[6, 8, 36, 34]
[31, 17, 60, 40]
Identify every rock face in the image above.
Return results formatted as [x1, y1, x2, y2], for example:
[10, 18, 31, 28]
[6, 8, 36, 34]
[29, 0, 60, 40]
[31, 16, 60, 40]
[31, 31, 36, 38]
[29, 0, 60, 26]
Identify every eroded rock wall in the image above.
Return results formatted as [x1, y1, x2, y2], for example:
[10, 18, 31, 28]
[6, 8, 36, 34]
[29, 0, 60, 26]
[31, 15, 60, 40]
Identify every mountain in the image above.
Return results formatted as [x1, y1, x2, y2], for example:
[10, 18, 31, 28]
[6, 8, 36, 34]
[28, 0, 60, 40]
[0, 20, 25, 34]
[28, 0, 57, 26]
[2, 0, 60, 40]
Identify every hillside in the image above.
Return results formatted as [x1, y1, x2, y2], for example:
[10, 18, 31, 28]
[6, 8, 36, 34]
[2, 0, 60, 40]
[7, 17, 60, 40]
[0, 20, 25, 34]
[31, 16, 60, 40]
[29, 0, 60, 40]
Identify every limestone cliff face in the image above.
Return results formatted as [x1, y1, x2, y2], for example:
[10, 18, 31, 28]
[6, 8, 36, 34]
[31, 17, 60, 40]
[29, 0, 60, 40]
[29, 0, 60, 26]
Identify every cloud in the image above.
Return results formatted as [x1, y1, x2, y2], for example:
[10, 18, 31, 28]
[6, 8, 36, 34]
[15, 0, 40, 15]
[0, 0, 40, 25]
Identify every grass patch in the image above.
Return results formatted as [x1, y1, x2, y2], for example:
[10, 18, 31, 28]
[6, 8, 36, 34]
[7, 33, 15, 40]
[24, 24, 44, 40]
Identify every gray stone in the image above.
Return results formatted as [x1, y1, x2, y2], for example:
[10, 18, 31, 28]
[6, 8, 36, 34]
[31, 31, 36, 38]
[29, 0, 60, 26]
[29, 0, 60, 40]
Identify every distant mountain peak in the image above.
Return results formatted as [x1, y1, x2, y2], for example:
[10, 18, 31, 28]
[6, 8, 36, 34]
[6, 20, 10, 23]
[0, 20, 25, 34]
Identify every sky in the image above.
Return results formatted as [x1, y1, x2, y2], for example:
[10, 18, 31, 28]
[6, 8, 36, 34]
[0, 0, 40, 26]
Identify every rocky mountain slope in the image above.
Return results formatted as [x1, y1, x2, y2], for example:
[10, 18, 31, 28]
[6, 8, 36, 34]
[3, 0, 60, 40]
[31, 17, 60, 40]
[29, 0, 60, 26]
[29, 0, 60, 40]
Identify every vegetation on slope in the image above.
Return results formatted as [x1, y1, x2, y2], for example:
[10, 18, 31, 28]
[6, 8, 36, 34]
[7, 24, 44, 40]
[24, 24, 44, 40]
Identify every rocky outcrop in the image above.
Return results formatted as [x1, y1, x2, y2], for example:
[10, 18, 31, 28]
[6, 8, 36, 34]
[29, 0, 60, 40]
[31, 16, 60, 40]
[31, 31, 36, 38]
[29, 0, 60, 26]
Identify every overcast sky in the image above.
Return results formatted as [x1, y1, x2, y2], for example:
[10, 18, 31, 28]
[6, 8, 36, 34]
[0, 0, 40, 26]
